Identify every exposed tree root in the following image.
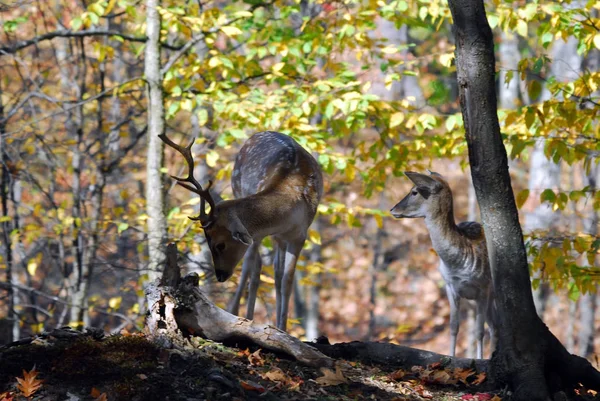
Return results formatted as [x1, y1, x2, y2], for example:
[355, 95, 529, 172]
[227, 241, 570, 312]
[145, 244, 334, 369]
[490, 323, 600, 401]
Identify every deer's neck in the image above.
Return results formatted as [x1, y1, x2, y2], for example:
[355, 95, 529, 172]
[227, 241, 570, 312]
[224, 189, 298, 239]
[424, 200, 467, 268]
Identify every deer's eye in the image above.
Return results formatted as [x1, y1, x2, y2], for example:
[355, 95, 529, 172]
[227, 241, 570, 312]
[215, 243, 226, 252]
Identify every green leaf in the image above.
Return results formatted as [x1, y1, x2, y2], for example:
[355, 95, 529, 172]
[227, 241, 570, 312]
[528, 80, 542, 100]
[540, 189, 556, 204]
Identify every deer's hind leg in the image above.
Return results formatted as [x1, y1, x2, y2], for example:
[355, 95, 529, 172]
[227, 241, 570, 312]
[446, 283, 461, 357]
[485, 288, 498, 357]
[475, 297, 486, 359]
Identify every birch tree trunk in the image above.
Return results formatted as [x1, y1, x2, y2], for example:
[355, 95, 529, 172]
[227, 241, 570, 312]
[145, 0, 168, 282]
[526, 15, 582, 318]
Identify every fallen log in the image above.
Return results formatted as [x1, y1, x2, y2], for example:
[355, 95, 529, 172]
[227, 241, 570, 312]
[145, 244, 334, 369]
[307, 340, 489, 372]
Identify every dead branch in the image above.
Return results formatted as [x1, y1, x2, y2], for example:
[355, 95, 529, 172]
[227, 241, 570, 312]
[145, 244, 334, 369]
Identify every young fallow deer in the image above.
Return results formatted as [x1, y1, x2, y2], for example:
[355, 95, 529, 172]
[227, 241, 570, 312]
[160, 131, 323, 331]
[391, 171, 497, 359]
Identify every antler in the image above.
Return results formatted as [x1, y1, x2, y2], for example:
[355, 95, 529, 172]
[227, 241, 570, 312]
[159, 134, 216, 227]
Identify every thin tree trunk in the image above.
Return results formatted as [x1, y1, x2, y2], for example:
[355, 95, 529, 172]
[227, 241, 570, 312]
[68, 38, 88, 329]
[527, 8, 582, 318]
[145, 0, 168, 282]
[578, 162, 599, 357]
[498, 31, 520, 109]
[0, 82, 19, 342]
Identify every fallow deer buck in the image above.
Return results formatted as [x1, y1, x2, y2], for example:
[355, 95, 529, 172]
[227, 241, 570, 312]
[391, 171, 497, 359]
[160, 131, 323, 331]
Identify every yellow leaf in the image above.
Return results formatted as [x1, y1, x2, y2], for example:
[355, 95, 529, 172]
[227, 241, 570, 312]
[516, 20, 527, 37]
[308, 229, 321, 245]
[389, 112, 404, 128]
[109, 296, 122, 309]
[374, 214, 383, 229]
[206, 150, 219, 167]
[439, 52, 454, 67]
[221, 26, 242, 37]
[27, 261, 37, 276]
[594, 34, 600, 50]
[104, 0, 117, 15]
[208, 56, 221, 68]
[381, 46, 398, 54]
[516, 189, 529, 209]
[272, 62, 285, 72]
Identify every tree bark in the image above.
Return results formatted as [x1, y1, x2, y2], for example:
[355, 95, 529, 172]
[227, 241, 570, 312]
[448, 0, 600, 399]
[145, 0, 168, 282]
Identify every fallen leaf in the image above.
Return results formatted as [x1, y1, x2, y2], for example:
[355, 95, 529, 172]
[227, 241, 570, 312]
[389, 369, 408, 381]
[238, 348, 250, 357]
[137, 374, 148, 380]
[414, 385, 433, 399]
[0, 392, 14, 401]
[91, 388, 108, 401]
[461, 393, 493, 401]
[240, 380, 266, 393]
[472, 372, 487, 385]
[315, 366, 347, 386]
[453, 368, 476, 384]
[430, 369, 457, 385]
[260, 368, 291, 384]
[16, 368, 43, 397]
[248, 349, 264, 366]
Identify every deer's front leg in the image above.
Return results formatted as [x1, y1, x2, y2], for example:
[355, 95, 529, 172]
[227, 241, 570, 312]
[228, 245, 256, 315]
[243, 242, 262, 320]
[273, 239, 286, 328]
[446, 283, 460, 357]
[276, 238, 304, 331]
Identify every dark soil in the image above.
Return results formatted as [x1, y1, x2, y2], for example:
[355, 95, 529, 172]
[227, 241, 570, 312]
[0, 330, 585, 401]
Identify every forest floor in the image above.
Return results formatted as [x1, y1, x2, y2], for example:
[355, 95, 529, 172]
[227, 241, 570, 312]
[0, 329, 594, 401]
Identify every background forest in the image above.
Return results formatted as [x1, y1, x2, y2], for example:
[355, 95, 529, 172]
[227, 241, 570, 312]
[1, 0, 599, 363]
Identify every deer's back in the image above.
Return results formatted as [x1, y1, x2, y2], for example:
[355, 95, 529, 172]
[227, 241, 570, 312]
[232, 131, 323, 212]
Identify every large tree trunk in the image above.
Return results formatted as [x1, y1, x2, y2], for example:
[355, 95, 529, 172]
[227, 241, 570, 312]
[145, 0, 168, 282]
[448, 0, 600, 399]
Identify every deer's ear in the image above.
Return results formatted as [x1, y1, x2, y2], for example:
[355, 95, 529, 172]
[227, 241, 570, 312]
[405, 171, 442, 193]
[229, 216, 253, 246]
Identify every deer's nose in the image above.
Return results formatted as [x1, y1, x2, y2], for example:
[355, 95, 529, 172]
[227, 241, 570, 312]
[215, 269, 230, 282]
